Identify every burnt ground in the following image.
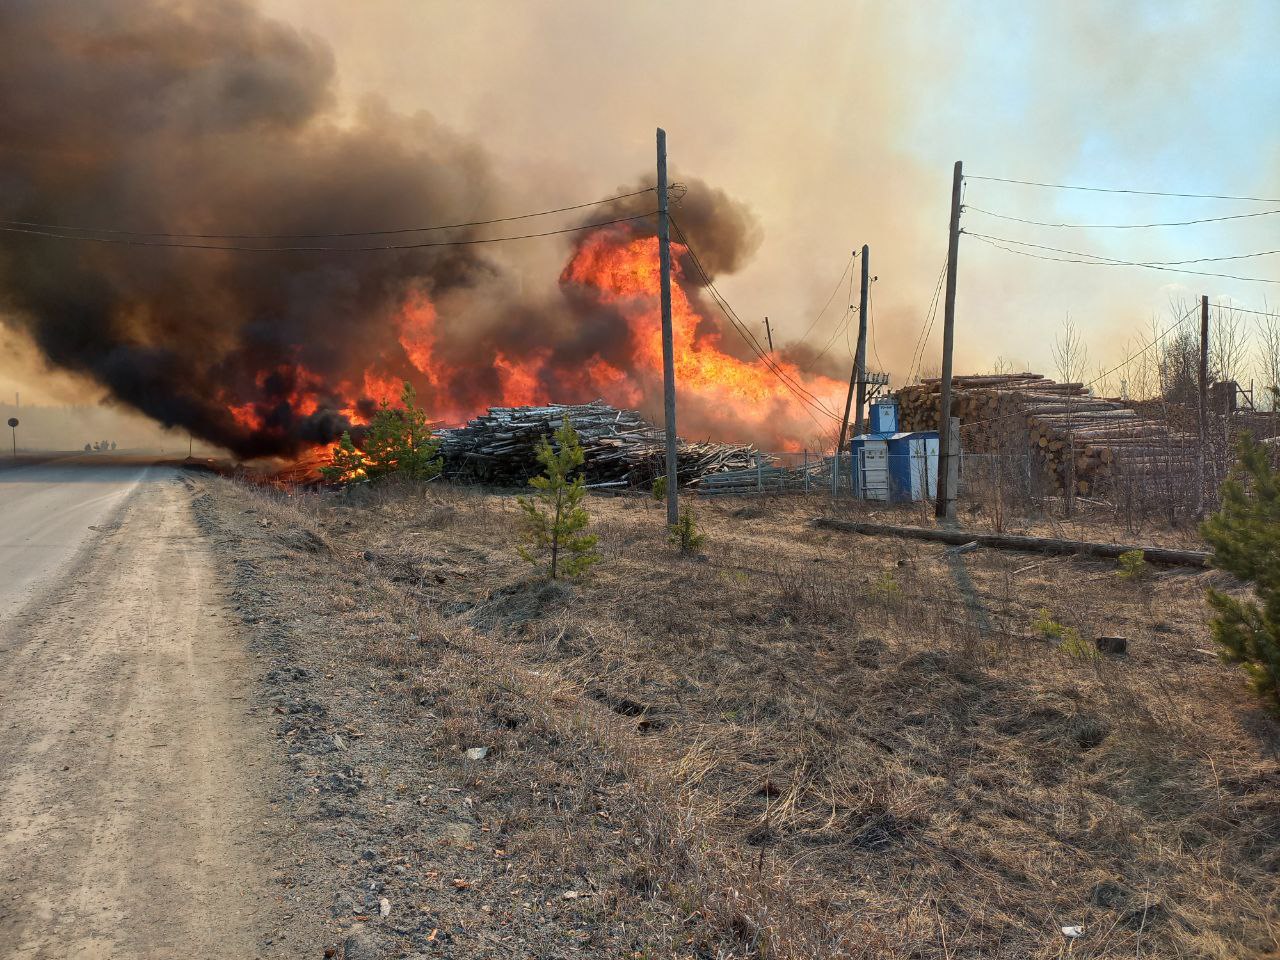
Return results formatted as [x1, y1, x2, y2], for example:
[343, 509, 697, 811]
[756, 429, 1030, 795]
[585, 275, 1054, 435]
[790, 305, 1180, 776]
[191, 474, 1280, 959]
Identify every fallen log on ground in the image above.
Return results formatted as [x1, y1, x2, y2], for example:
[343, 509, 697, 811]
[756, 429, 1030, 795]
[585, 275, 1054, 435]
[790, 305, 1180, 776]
[812, 517, 1210, 567]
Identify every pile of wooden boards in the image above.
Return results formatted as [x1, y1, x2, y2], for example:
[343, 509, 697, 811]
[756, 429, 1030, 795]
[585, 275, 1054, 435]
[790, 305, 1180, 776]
[438, 401, 758, 486]
[895, 373, 1197, 496]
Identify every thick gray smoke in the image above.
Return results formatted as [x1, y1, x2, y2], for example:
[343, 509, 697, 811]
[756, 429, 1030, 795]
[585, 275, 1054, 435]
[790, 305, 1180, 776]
[0, 0, 776, 458]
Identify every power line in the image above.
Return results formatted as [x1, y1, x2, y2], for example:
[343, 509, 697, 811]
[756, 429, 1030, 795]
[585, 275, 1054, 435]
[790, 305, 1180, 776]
[966, 175, 1280, 204]
[966, 232, 1280, 286]
[906, 256, 948, 385]
[0, 211, 659, 253]
[964, 204, 1280, 230]
[670, 217, 842, 431]
[1205, 301, 1276, 319]
[808, 256, 859, 367]
[796, 252, 855, 345]
[965, 231, 1280, 268]
[956, 303, 1200, 433]
[868, 284, 884, 372]
[810, 306, 853, 365]
[0, 188, 656, 241]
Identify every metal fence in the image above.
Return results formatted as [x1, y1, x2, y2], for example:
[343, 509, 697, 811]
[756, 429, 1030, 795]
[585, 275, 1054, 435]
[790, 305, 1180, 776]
[692, 451, 852, 497]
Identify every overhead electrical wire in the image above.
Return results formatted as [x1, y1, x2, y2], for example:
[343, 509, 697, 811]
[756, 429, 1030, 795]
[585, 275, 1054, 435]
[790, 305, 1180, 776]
[965, 175, 1280, 204]
[0, 188, 657, 241]
[963, 204, 1280, 230]
[957, 303, 1201, 434]
[868, 284, 885, 372]
[1204, 301, 1276, 319]
[670, 217, 825, 407]
[810, 258, 859, 367]
[0, 211, 660, 253]
[676, 227, 841, 428]
[670, 217, 842, 433]
[796, 252, 856, 345]
[966, 232, 1280, 286]
[906, 256, 949, 386]
[810, 306, 852, 365]
[965, 231, 1280, 268]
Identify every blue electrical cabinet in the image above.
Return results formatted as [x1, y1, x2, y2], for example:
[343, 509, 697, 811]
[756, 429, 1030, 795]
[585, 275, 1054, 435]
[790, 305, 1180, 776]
[850, 400, 939, 502]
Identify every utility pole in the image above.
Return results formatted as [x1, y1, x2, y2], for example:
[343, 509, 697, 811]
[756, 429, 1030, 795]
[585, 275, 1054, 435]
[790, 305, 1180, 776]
[934, 160, 963, 521]
[763, 316, 774, 354]
[656, 128, 679, 527]
[1197, 294, 1209, 518]
[837, 249, 861, 452]
[852, 244, 871, 435]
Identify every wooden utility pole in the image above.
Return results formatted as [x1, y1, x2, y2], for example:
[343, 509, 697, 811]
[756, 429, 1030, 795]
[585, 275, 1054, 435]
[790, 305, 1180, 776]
[763, 316, 774, 353]
[1197, 294, 1209, 518]
[656, 128, 679, 527]
[852, 244, 871, 435]
[837, 248, 862, 453]
[934, 160, 963, 521]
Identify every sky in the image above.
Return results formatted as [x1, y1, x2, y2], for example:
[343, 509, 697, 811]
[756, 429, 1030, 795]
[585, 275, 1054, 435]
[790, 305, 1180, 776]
[4, 0, 1279, 415]
[259, 0, 1280, 382]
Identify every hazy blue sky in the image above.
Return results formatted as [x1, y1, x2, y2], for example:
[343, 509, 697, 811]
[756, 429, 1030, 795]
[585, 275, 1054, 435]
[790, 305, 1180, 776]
[257, 0, 1280, 388]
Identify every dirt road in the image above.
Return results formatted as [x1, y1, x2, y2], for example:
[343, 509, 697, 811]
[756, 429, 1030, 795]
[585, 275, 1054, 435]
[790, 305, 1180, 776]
[0, 464, 292, 958]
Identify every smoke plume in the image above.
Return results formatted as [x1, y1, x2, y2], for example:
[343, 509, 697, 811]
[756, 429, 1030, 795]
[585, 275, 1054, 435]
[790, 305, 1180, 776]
[0, 0, 843, 459]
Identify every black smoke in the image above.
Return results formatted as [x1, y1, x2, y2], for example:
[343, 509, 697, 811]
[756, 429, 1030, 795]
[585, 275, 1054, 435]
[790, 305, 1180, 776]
[0, 0, 767, 458]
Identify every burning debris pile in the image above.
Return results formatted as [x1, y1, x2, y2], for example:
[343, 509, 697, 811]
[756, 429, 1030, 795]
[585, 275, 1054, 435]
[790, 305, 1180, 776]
[438, 401, 758, 486]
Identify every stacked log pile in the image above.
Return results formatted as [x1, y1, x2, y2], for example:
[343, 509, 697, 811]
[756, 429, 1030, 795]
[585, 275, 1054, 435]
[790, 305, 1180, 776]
[895, 373, 1198, 496]
[438, 401, 758, 486]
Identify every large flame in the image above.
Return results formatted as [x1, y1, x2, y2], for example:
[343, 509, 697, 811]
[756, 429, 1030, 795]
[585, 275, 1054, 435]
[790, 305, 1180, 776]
[221, 224, 846, 459]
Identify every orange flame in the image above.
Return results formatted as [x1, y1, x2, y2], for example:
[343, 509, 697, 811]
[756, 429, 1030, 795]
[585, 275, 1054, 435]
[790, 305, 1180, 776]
[223, 224, 846, 460]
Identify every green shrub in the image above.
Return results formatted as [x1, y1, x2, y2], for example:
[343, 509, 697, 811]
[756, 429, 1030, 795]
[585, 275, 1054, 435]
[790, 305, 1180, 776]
[517, 418, 599, 580]
[870, 571, 904, 605]
[1033, 607, 1096, 659]
[1116, 549, 1148, 580]
[668, 506, 705, 555]
[320, 382, 442, 484]
[1201, 435, 1280, 710]
[651, 475, 668, 502]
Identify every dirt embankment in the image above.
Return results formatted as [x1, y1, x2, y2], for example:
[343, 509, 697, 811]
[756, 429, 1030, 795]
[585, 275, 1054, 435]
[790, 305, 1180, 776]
[192, 475, 1280, 959]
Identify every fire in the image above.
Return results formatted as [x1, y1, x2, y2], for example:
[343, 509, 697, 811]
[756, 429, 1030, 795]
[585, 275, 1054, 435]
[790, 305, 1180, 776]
[560, 228, 846, 449]
[220, 222, 847, 460]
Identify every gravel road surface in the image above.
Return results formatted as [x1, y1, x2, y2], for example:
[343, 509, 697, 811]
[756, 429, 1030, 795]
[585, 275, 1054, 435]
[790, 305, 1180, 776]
[0, 463, 307, 958]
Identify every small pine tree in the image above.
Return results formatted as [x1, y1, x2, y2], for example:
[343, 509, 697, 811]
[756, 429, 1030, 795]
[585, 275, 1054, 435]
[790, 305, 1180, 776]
[319, 431, 366, 482]
[668, 505, 705, 554]
[321, 382, 442, 484]
[518, 418, 599, 579]
[1201, 434, 1280, 710]
[1116, 549, 1149, 581]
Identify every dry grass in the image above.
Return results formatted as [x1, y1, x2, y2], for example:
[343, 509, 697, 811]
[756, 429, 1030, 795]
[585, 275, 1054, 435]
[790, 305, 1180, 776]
[233, 479, 1280, 959]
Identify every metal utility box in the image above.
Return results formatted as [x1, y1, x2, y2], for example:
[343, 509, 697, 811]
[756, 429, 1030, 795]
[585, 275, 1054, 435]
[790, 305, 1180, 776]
[868, 399, 899, 434]
[849, 402, 939, 503]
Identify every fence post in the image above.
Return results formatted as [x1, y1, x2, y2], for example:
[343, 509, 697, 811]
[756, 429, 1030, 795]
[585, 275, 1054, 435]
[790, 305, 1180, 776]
[804, 449, 809, 493]
[756, 454, 763, 493]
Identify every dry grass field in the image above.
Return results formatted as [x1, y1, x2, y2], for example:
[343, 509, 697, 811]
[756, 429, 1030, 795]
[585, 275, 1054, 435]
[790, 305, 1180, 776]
[213, 476, 1280, 959]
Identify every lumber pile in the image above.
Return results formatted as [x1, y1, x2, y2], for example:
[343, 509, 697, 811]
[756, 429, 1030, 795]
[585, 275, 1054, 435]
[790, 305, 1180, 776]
[438, 401, 757, 486]
[894, 373, 1197, 496]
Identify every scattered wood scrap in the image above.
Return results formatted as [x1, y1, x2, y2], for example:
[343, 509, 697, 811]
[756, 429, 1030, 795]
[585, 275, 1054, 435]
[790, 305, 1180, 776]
[812, 516, 1210, 567]
[438, 401, 757, 486]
